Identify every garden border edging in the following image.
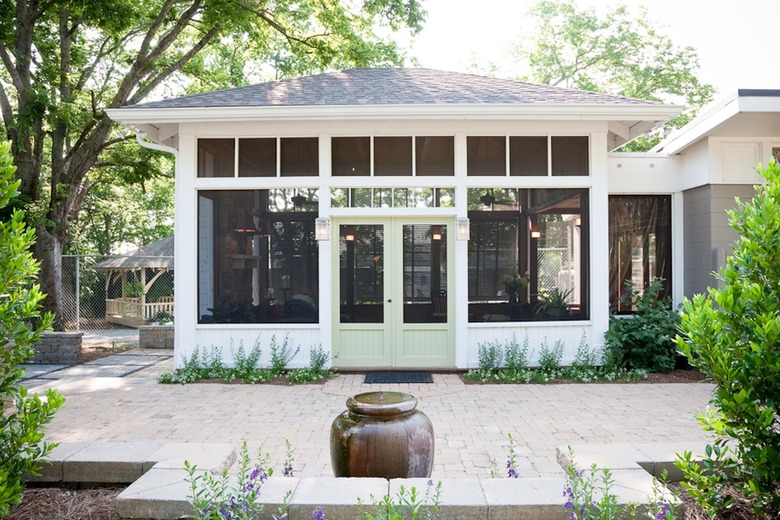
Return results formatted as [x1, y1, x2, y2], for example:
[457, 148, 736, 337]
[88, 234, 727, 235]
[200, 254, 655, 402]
[29, 440, 704, 519]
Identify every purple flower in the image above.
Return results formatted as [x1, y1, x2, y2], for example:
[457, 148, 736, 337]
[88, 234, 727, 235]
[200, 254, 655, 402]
[657, 502, 671, 520]
[312, 507, 326, 520]
[283, 464, 294, 477]
[507, 467, 518, 478]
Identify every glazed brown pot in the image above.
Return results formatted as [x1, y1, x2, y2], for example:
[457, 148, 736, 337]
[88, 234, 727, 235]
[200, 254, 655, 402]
[330, 391, 434, 478]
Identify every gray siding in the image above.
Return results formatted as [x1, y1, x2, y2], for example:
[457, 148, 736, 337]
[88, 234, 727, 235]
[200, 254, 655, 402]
[683, 184, 755, 297]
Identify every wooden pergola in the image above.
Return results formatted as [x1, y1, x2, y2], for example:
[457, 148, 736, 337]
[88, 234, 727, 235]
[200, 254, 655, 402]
[93, 236, 174, 327]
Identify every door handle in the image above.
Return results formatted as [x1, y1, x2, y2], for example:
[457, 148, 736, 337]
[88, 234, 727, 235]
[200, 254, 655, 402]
[387, 299, 392, 303]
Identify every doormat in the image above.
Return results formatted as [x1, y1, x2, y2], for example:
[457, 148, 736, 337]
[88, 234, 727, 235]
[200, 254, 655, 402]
[364, 372, 433, 384]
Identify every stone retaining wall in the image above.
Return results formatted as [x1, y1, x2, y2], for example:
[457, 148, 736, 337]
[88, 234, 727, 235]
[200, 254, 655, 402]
[139, 325, 174, 349]
[30, 332, 83, 364]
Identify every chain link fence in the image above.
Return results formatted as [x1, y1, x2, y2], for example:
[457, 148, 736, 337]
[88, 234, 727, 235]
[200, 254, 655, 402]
[62, 254, 174, 331]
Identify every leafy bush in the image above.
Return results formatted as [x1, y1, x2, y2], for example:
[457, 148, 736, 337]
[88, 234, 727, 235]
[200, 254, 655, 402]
[504, 334, 530, 373]
[675, 160, 780, 516]
[158, 339, 331, 385]
[269, 335, 300, 376]
[358, 481, 442, 520]
[0, 141, 65, 515]
[476, 340, 503, 374]
[603, 278, 680, 372]
[563, 446, 678, 519]
[464, 335, 646, 384]
[537, 338, 563, 373]
[287, 344, 332, 383]
[185, 442, 290, 520]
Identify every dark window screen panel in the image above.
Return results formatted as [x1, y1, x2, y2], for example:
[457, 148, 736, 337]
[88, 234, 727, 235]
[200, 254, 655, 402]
[608, 195, 672, 313]
[551, 136, 589, 176]
[416, 136, 454, 176]
[510, 136, 548, 176]
[467, 136, 506, 176]
[197, 189, 319, 324]
[281, 137, 319, 177]
[374, 137, 412, 176]
[239, 138, 276, 177]
[332, 137, 370, 176]
[198, 139, 234, 177]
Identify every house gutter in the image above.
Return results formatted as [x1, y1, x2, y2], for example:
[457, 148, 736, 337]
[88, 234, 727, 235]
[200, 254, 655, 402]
[106, 103, 682, 126]
[135, 131, 178, 156]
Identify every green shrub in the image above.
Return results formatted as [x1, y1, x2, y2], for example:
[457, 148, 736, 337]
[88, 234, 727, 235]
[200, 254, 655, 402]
[675, 160, 780, 517]
[504, 334, 530, 373]
[603, 277, 679, 372]
[0, 141, 65, 515]
[287, 345, 333, 383]
[477, 341, 503, 374]
[269, 335, 299, 376]
[537, 338, 563, 373]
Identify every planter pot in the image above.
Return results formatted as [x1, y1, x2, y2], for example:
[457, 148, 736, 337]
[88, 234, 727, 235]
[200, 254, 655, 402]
[330, 391, 434, 478]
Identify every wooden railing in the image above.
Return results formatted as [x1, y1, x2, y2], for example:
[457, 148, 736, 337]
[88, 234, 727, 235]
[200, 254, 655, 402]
[106, 298, 174, 324]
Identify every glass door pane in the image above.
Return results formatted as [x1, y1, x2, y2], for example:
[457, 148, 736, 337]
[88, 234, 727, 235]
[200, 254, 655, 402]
[339, 225, 384, 323]
[402, 224, 447, 323]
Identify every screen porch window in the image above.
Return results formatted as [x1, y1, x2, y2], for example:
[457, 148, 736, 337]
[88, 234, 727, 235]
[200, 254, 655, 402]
[467, 135, 589, 176]
[197, 189, 319, 324]
[608, 195, 672, 313]
[198, 138, 319, 177]
[331, 136, 454, 176]
[467, 188, 589, 322]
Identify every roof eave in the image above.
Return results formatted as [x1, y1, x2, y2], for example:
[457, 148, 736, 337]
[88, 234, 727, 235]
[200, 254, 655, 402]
[653, 90, 780, 155]
[106, 103, 681, 126]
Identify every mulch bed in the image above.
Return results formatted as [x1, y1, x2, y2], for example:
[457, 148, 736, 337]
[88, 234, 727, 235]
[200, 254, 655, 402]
[7, 486, 124, 520]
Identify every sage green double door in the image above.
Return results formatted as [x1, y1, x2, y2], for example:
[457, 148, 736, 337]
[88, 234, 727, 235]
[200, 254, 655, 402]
[333, 218, 454, 369]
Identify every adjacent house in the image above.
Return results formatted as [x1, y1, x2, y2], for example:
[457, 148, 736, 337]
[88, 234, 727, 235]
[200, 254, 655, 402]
[106, 69, 779, 369]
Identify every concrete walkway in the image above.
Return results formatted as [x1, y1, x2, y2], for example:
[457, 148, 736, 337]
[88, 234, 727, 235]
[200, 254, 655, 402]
[24, 350, 715, 480]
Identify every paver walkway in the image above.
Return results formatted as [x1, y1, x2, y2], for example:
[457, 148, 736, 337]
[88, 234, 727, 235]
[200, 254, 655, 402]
[24, 350, 715, 479]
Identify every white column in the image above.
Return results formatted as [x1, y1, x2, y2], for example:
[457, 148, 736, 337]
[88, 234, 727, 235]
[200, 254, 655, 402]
[318, 134, 333, 364]
[175, 133, 197, 367]
[453, 132, 469, 368]
[590, 132, 610, 348]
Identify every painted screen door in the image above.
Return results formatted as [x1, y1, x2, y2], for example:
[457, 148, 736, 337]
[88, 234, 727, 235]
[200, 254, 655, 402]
[332, 218, 454, 368]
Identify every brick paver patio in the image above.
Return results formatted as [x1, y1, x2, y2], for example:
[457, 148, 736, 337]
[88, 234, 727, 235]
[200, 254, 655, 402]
[28, 352, 715, 480]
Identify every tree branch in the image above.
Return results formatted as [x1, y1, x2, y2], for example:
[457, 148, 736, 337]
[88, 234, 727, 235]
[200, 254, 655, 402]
[0, 43, 23, 93]
[238, 3, 326, 49]
[129, 24, 222, 104]
[113, 0, 204, 106]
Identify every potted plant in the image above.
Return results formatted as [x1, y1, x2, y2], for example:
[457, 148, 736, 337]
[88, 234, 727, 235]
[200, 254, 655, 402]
[535, 287, 572, 319]
[503, 272, 530, 303]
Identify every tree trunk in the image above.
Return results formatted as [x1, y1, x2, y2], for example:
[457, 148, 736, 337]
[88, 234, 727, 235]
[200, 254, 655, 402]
[35, 226, 65, 331]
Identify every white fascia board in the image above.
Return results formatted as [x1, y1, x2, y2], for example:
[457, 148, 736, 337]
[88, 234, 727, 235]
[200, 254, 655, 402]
[105, 103, 681, 126]
[653, 92, 780, 156]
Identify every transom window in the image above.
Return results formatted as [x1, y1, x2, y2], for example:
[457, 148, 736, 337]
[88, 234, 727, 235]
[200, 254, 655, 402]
[332, 136, 454, 176]
[331, 188, 454, 208]
[197, 137, 319, 178]
[467, 136, 589, 176]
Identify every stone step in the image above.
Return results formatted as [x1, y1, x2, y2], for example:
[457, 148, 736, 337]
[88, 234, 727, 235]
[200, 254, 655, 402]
[28, 441, 701, 519]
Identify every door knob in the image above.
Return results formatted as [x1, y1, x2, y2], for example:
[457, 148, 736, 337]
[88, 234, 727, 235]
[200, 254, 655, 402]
[387, 299, 392, 303]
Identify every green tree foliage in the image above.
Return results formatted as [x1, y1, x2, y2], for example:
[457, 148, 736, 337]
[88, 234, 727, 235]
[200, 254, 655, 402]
[518, 0, 714, 150]
[603, 278, 680, 372]
[676, 160, 780, 517]
[0, 0, 425, 328]
[0, 141, 65, 516]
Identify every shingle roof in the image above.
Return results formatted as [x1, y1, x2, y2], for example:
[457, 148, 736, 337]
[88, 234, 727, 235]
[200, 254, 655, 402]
[127, 68, 662, 109]
[93, 236, 174, 270]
